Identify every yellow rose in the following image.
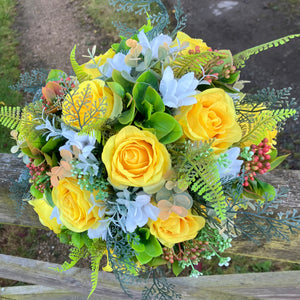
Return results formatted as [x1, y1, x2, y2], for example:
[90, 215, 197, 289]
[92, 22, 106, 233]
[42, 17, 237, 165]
[149, 211, 205, 248]
[52, 177, 102, 232]
[174, 31, 211, 55]
[29, 197, 61, 234]
[102, 126, 171, 194]
[62, 79, 118, 129]
[82, 48, 115, 79]
[176, 88, 242, 153]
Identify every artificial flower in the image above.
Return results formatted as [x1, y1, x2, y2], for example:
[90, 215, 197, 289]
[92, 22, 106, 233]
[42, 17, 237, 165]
[149, 211, 205, 248]
[29, 197, 61, 234]
[52, 177, 103, 232]
[62, 79, 115, 129]
[176, 88, 242, 153]
[138, 30, 173, 59]
[102, 126, 171, 194]
[159, 66, 199, 108]
[217, 147, 243, 179]
[116, 190, 160, 232]
[174, 31, 211, 54]
[82, 48, 115, 79]
[100, 52, 131, 77]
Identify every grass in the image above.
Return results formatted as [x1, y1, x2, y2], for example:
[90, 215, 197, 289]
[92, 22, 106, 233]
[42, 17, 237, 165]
[0, 0, 22, 153]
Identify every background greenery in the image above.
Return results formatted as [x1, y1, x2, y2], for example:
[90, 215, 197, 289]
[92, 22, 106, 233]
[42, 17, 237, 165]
[0, 0, 22, 153]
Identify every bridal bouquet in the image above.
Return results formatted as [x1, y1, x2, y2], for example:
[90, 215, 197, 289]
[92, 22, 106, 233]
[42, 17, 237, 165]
[2, 2, 300, 298]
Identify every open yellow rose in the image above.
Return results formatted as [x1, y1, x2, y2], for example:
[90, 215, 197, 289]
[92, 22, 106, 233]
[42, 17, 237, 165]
[149, 211, 205, 248]
[62, 79, 119, 129]
[82, 48, 115, 79]
[102, 126, 171, 194]
[29, 197, 61, 234]
[176, 88, 242, 153]
[174, 31, 211, 55]
[52, 177, 102, 232]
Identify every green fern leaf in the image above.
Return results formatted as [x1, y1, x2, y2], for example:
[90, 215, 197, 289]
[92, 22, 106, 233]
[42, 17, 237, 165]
[50, 247, 86, 272]
[233, 34, 300, 69]
[239, 108, 296, 145]
[88, 251, 104, 299]
[172, 51, 225, 78]
[70, 45, 91, 83]
[0, 106, 22, 130]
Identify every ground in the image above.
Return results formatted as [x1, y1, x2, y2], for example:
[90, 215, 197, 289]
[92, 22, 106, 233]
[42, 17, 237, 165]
[1, 0, 300, 287]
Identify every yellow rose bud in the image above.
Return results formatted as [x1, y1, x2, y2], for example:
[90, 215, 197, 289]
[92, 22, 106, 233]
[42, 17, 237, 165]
[29, 197, 61, 234]
[62, 79, 115, 129]
[174, 31, 211, 54]
[149, 211, 205, 248]
[52, 177, 102, 232]
[176, 88, 242, 153]
[82, 48, 115, 79]
[102, 126, 171, 194]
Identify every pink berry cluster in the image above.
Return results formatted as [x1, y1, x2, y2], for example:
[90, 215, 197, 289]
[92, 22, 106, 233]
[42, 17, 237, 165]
[162, 240, 208, 265]
[243, 138, 272, 187]
[26, 158, 49, 193]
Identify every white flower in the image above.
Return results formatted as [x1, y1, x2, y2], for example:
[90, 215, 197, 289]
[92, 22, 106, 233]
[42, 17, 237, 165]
[138, 30, 173, 59]
[217, 147, 243, 179]
[116, 190, 160, 233]
[100, 53, 131, 77]
[50, 206, 62, 224]
[60, 130, 96, 158]
[88, 219, 110, 240]
[159, 66, 199, 108]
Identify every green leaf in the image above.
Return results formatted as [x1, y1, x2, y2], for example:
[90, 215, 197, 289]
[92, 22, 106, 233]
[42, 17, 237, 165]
[41, 137, 63, 153]
[172, 260, 184, 276]
[144, 86, 165, 113]
[46, 69, 66, 83]
[82, 232, 93, 248]
[136, 70, 158, 90]
[44, 188, 54, 207]
[71, 232, 85, 249]
[219, 71, 240, 84]
[33, 157, 45, 166]
[143, 112, 183, 144]
[147, 256, 167, 267]
[144, 234, 163, 257]
[269, 154, 289, 171]
[107, 81, 125, 98]
[136, 251, 153, 264]
[118, 96, 136, 125]
[133, 82, 151, 116]
[112, 69, 134, 93]
[30, 184, 43, 199]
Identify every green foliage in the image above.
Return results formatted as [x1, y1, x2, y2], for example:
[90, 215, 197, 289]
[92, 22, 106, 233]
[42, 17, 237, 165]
[109, 0, 186, 39]
[0, 106, 21, 130]
[238, 108, 296, 146]
[170, 141, 227, 220]
[172, 51, 226, 79]
[142, 267, 182, 299]
[50, 246, 86, 272]
[233, 34, 300, 69]
[11, 69, 48, 94]
[225, 188, 300, 244]
[70, 45, 91, 83]
[9, 168, 31, 217]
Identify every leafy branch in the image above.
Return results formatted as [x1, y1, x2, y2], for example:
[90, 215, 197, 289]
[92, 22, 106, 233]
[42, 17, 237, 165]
[233, 34, 300, 69]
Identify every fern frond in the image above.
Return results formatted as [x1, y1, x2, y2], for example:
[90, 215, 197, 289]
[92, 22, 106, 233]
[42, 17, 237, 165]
[239, 108, 296, 145]
[0, 106, 22, 130]
[170, 141, 227, 220]
[50, 247, 86, 272]
[172, 51, 225, 78]
[88, 253, 103, 299]
[233, 34, 300, 69]
[70, 45, 91, 83]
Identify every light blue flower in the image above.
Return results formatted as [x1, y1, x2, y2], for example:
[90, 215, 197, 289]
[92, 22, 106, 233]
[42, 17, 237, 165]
[217, 147, 243, 179]
[88, 219, 110, 240]
[159, 66, 199, 108]
[138, 30, 173, 59]
[116, 190, 160, 233]
[100, 53, 131, 77]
